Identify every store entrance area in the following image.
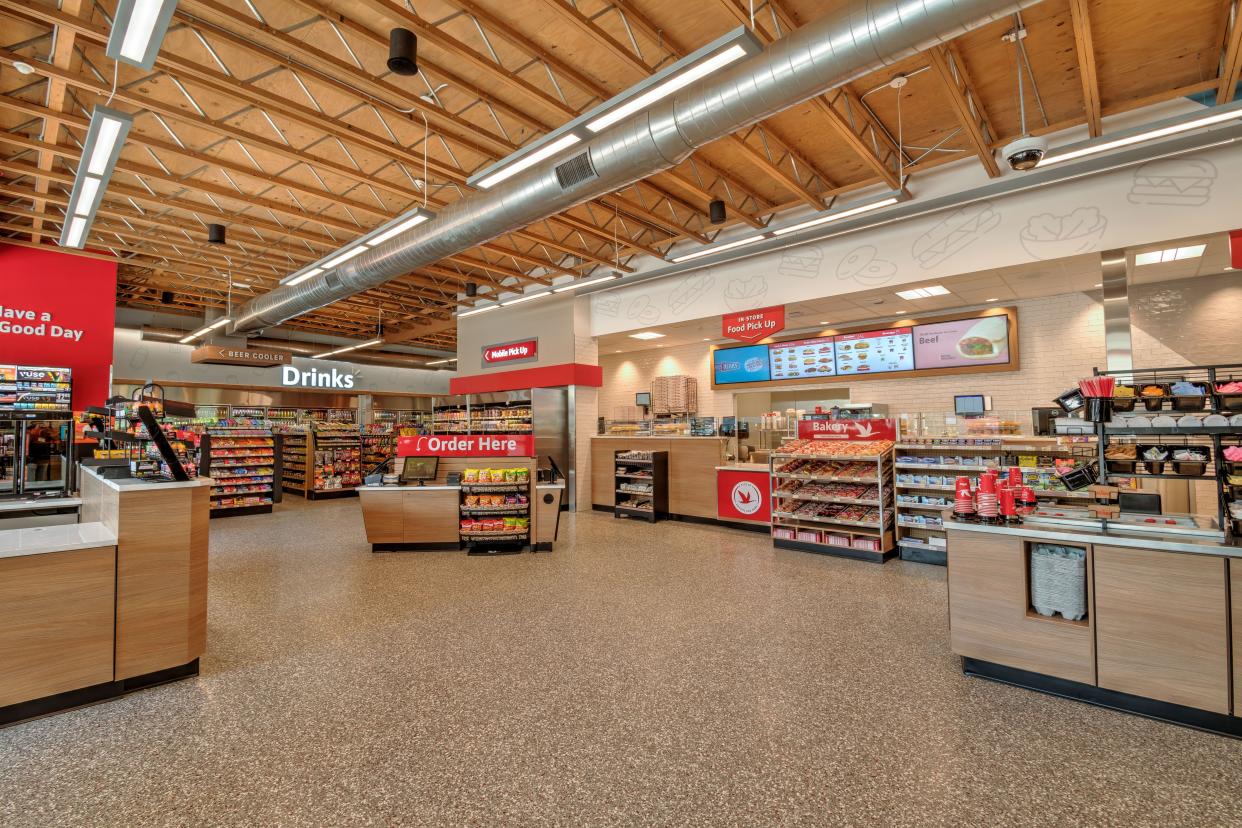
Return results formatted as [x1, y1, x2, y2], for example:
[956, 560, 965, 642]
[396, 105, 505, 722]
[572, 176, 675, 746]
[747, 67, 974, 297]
[3, 502, 1239, 825]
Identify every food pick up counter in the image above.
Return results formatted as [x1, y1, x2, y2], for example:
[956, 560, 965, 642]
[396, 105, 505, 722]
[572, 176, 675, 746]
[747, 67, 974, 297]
[358, 435, 562, 554]
[947, 515, 1242, 736]
[1, 467, 209, 726]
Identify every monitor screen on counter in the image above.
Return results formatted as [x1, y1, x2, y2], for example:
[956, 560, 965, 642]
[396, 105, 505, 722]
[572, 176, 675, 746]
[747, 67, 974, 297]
[710, 311, 1014, 387]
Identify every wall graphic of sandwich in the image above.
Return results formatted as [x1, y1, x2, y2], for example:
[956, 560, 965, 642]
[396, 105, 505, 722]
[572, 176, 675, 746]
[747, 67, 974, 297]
[1128, 159, 1216, 207]
[955, 317, 1009, 360]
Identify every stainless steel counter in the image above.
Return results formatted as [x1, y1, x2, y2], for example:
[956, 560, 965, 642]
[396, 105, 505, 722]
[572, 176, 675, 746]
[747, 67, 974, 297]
[943, 517, 1240, 558]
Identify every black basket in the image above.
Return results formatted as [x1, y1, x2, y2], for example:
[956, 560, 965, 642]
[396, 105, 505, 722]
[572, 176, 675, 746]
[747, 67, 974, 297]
[1111, 394, 1137, 412]
[1140, 385, 1169, 411]
[1057, 461, 1099, 491]
[1173, 461, 1207, 476]
[1106, 460, 1136, 474]
[1215, 389, 1242, 412]
[1084, 397, 1113, 422]
[1171, 387, 1208, 411]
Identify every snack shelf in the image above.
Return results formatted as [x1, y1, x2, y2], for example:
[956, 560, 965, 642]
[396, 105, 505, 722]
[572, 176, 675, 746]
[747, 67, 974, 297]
[462, 483, 527, 493]
[614, 451, 668, 523]
[198, 427, 280, 517]
[895, 462, 1001, 472]
[461, 507, 528, 516]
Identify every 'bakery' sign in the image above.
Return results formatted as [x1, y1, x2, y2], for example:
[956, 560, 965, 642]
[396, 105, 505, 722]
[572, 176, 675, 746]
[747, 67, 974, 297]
[721, 305, 784, 344]
[482, 338, 538, 366]
[797, 418, 899, 441]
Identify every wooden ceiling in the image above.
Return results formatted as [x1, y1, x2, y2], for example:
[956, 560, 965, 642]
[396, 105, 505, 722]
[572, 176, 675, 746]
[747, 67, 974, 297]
[1, 0, 1238, 350]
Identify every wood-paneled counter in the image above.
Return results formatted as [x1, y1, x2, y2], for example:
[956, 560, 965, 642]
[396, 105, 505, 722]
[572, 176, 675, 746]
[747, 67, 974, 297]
[946, 518, 1242, 737]
[357, 457, 562, 552]
[1, 468, 210, 726]
[591, 437, 727, 520]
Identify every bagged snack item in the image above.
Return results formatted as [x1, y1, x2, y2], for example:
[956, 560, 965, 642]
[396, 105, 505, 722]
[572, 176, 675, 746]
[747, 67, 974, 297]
[504, 468, 517, 483]
[504, 517, 518, 530]
[465, 495, 479, 507]
[463, 468, 479, 483]
[460, 519, 475, 531]
[515, 468, 530, 483]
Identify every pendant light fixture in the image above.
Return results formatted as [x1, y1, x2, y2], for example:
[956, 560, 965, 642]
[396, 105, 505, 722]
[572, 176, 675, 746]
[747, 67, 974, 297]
[388, 28, 419, 76]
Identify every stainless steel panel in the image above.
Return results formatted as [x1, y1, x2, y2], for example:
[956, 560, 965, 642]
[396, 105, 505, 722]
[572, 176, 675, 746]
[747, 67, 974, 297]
[532, 387, 569, 503]
[1101, 248, 1133, 373]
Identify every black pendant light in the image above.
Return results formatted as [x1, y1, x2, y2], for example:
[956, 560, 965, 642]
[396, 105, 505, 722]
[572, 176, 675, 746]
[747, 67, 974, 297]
[465, 282, 478, 297]
[207, 223, 226, 244]
[388, 28, 419, 76]
[708, 199, 726, 225]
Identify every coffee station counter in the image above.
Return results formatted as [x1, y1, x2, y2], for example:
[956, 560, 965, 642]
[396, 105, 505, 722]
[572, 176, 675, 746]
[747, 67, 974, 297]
[945, 513, 1241, 736]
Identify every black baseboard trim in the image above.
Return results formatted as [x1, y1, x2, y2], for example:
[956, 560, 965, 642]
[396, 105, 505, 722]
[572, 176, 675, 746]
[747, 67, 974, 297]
[533, 542, 553, 552]
[1, 659, 200, 728]
[774, 537, 896, 563]
[209, 504, 273, 519]
[899, 545, 947, 566]
[962, 657, 1242, 739]
[592, 504, 770, 533]
[306, 488, 359, 501]
[372, 542, 458, 552]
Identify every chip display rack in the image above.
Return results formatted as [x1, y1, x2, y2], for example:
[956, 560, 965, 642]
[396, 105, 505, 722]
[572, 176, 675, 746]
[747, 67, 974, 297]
[307, 422, 361, 499]
[460, 466, 534, 555]
[197, 421, 282, 517]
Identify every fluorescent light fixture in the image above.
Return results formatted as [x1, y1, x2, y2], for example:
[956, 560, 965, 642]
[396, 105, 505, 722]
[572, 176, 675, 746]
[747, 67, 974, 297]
[896, 285, 950, 300]
[178, 334, 197, 344]
[63, 216, 88, 248]
[206, 317, 231, 330]
[106, 0, 179, 70]
[466, 28, 760, 191]
[323, 246, 366, 268]
[284, 267, 323, 286]
[312, 338, 383, 360]
[59, 106, 133, 248]
[670, 234, 768, 263]
[586, 45, 748, 133]
[501, 291, 553, 306]
[771, 192, 906, 237]
[365, 209, 434, 246]
[472, 133, 581, 190]
[457, 304, 498, 318]
[425, 358, 458, 365]
[1135, 244, 1207, 266]
[552, 272, 623, 293]
[986, 297, 1000, 302]
[629, 331, 665, 340]
[1037, 99, 1242, 168]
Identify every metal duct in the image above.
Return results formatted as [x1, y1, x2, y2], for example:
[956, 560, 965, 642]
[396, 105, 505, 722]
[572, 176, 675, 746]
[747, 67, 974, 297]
[231, 0, 1033, 335]
[137, 326, 450, 370]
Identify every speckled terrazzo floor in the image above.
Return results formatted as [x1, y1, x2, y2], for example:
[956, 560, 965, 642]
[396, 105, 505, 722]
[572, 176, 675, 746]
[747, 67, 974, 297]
[4, 497, 1242, 827]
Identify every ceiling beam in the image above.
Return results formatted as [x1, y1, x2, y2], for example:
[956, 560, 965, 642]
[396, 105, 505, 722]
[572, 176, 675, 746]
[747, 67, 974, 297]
[928, 46, 1002, 178]
[1068, 0, 1103, 137]
[30, 0, 82, 245]
[1220, 0, 1242, 104]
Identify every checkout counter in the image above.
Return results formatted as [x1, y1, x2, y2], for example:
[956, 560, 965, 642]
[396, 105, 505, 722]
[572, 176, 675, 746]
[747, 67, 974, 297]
[946, 512, 1242, 736]
[0, 466, 210, 726]
[357, 437, 563, 552]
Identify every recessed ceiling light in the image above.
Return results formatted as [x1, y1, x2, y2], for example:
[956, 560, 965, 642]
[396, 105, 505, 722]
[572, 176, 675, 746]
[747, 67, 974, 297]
[896, 285, 950, 300]
[1093, 283, 1103, 287]
[1134, 245, 1206, 266]
[629, 331, 665, 340]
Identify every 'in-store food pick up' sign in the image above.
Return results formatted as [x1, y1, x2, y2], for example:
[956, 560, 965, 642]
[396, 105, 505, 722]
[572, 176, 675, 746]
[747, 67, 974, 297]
[721, 305, 784, 344]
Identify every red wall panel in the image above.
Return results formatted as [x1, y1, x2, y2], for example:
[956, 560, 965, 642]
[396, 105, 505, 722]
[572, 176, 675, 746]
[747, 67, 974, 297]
[0, 243, 117, 408]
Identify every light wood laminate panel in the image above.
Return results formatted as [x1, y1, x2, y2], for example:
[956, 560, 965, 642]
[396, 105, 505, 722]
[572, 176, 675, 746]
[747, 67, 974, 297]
[1094, 545, 1230, 714]
[358, 490, 406, 543]
[668, 439, 726, 519]
[0, 546, 116, 707]
[114, 487, 202, 680]
[1233, 559, 1241, 716]
[402, 488, 460, 543]
[947, 529, 1095, 685]
[188, 486, 209, 661]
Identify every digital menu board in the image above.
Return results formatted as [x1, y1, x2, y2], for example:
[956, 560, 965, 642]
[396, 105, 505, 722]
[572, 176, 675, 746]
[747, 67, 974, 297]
[0, 365, 72, 411]
[834, 329, 914, 375]
[912, 315, 1011, 368]
[712, 344, 771, 385]
[769, 336, 836, 381]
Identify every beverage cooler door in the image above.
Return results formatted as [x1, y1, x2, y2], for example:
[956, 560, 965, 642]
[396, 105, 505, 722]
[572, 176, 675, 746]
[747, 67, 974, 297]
[19, 417, 72, 495]
[0, 420, 16, 496]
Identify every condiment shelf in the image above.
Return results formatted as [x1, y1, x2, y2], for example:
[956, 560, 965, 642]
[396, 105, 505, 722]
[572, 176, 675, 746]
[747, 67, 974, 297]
[769, 439, 896, 563]
[615, 450, 668, 522]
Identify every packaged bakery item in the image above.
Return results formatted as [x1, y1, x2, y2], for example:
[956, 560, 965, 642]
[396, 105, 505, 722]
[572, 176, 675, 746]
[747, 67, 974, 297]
[463, 468, 479, 483]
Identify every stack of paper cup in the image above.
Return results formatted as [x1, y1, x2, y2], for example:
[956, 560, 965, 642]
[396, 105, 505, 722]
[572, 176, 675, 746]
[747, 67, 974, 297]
[953, 476, 975, 515]
[976, 472, 999, 519]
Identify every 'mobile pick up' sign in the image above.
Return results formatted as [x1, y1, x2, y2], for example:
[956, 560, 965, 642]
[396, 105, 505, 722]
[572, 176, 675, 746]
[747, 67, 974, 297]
[482, 338, 538, 366]
[722, 305, 784, 344]
[398, 434, 535, 458]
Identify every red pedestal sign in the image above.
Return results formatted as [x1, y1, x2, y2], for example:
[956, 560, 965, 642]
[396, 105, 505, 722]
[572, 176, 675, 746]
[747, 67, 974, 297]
[398, 434, 535, 457]
[796, 418, 899, 441]
[717, 468, 772, 523]
[721, 305, 785, 344]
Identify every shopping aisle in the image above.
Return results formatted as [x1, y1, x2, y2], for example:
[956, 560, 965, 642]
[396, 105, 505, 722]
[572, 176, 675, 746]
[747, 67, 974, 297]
[2, 499, 1240, 826]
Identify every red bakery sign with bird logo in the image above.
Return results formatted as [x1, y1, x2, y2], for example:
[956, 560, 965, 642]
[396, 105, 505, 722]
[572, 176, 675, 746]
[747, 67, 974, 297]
[717, 468, 771, 523]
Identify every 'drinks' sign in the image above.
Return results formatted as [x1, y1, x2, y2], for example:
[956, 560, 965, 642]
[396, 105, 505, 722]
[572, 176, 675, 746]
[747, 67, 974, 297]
[281, 365, 356, 389]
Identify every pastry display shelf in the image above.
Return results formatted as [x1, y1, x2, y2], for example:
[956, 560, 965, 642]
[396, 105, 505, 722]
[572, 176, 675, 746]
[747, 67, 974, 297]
[772, 472, 878, 484]
[773, 491, 881, 507]
[772, 511, 885, 531]
[772, 452, 888, 463]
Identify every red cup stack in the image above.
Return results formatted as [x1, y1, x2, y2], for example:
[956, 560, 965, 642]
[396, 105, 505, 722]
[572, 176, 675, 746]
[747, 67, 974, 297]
[953, 476, 975, 516]
[976, 471, 999, 519]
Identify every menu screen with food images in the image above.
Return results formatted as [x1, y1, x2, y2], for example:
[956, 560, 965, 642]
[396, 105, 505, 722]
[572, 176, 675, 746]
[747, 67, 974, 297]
[911, 315, 1011, 369]
[833, 329, 914, 375]
[769, 336, 836, 380]
[712, 344, 772, 385]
